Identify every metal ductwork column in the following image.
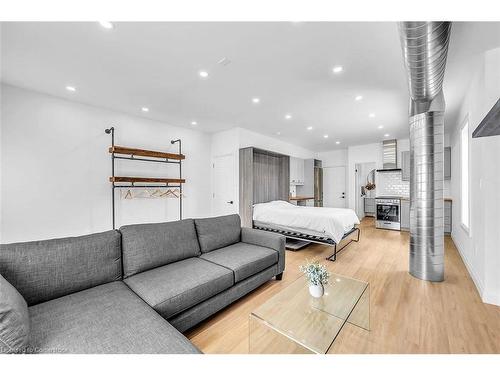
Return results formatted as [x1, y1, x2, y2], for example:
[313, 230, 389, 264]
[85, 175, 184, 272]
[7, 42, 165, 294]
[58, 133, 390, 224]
[398, 21, 452, 282]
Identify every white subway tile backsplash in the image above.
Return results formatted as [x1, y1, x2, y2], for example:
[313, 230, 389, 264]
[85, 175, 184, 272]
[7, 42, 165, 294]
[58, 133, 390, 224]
[377, 171, 409, 197]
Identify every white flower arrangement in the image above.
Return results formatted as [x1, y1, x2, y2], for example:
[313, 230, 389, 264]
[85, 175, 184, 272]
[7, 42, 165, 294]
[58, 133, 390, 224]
[299, 261, 330, 286]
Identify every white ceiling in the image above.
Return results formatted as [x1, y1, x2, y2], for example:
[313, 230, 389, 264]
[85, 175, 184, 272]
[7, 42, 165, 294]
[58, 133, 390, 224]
[1, 22, 499, 151]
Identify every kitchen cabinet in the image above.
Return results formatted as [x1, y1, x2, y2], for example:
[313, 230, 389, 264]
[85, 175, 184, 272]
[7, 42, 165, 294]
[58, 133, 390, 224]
[402, 151, 410, 181]
[402, 148, 451, 181]
[401, 199, 410, 230]
[290, 157, 305, 185]
[444, 146, 451, 180]
[364, 197, 375, 217]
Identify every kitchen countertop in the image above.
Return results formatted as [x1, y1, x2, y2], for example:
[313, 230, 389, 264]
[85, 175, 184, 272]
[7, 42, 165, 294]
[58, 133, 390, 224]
[375, 196, 452, 202]
[375, 195, 409, 200]
[398, 197, 452, 202]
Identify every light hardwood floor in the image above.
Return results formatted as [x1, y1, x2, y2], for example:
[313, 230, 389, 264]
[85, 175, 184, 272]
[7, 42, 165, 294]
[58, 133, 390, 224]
[185, 218, 500, 353]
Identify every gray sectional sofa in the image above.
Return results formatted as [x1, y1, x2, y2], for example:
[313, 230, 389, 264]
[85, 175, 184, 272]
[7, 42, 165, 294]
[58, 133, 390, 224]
[0, 214, 285, 354]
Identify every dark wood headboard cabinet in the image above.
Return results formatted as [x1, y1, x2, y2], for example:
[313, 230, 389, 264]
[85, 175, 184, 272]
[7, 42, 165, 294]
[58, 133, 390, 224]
[239, 147, 290, 227]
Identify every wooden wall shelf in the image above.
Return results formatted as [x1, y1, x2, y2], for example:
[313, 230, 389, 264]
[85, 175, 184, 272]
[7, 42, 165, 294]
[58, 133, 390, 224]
[105, 127, 184, 228]
[109, 176, 185, 184]
[109, 146, 185, 160]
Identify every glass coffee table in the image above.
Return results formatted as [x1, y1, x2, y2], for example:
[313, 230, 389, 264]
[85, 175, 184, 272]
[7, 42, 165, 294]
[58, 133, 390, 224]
[249, 274, 369, 354]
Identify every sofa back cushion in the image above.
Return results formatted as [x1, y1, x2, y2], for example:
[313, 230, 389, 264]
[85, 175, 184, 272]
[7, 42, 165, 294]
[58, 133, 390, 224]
[120, 219, 201, 278]
[0, 230, 122, 306]
[194, 214, 241, 253]
[0, 273, 30, 353]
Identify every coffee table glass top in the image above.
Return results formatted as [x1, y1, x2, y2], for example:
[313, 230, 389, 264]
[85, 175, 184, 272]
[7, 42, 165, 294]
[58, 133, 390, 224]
[250, 274, 369, 354]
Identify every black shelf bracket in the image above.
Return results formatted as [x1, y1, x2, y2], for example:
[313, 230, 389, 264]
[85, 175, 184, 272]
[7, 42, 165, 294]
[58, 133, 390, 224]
[170, 139, 183, 221]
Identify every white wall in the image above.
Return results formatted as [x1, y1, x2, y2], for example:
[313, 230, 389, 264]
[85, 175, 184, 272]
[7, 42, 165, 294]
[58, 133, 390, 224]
[317, 149, 347, 167]
[347, 142, 383, 209]
[1, 84, 212, 243]
[238, 128, 316, 159]
[318, 148, 375, 212]
[211, 128, 240, 158]
[449, 47, 500, 306]
[0, 26, 3, 243]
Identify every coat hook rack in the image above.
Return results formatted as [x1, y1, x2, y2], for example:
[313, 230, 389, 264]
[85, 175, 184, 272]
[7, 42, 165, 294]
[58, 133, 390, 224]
[105, 127, 185, 229]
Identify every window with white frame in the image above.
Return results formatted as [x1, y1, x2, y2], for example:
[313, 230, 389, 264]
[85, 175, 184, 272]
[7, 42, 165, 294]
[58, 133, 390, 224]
[460, 118, 469, 230]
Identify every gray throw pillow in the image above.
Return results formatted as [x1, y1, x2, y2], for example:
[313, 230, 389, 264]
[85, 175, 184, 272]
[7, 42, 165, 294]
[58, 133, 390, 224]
[0, 273, 30, 354]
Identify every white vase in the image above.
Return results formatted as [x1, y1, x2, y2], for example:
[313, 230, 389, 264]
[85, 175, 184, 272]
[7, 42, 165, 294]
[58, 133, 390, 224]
[309, 283, 324, 298]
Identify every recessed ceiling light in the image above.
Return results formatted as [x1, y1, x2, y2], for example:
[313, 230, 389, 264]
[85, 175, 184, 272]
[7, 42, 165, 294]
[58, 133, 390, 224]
[285, 114, 292, 120]
[336, 141, 341, 145]
[252, 97, 260, 104]
[378, 125, 384, 129]
[191, 121, 198, 126]
[198, 70, 209, 79]
[99, 21, 114, 30]
[323, 135, 329, 139]
[277, 132, 281, 135]
[65, 86, 76, 92]
[141, 107, 149, 112]
[306, 126, 313, 130]
[355, 95, 363, 101]
[384, 133, 390, 137]
[369, 113, 376, 118]
[332, 66, 343, 74]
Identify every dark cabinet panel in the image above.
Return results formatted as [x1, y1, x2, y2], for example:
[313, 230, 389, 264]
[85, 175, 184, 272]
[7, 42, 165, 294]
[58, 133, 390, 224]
[444, 146, 451, 180]
[401, 200, 410, 230]
[402, 151, 410, 181]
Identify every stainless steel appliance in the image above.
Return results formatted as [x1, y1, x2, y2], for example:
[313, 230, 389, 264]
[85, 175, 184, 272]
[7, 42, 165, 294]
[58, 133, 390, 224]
[376, 197, 401, 230]
[314, 160, 323, 207]
[376, 139, 401, 173]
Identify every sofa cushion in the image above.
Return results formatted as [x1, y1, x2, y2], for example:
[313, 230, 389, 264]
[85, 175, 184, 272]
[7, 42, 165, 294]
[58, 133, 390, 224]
[194, 214, 241, 253]
[0, 274, 30, 354]
[27, 281, 200, 354]
[120, 219, 201, 278]
[241, 227, 286, 275]
[0, 230, 122, 306]
[170, 265, 278, 333]
[124, 258, 233, 319]
[200, 242, 278, 283]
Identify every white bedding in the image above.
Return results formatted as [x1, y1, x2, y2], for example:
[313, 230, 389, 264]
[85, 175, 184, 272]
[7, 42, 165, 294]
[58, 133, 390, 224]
[252, 200, 360, 244]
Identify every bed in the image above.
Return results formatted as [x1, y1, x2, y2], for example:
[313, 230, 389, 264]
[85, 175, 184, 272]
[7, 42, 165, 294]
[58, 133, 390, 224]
[252, 200, 361, 261]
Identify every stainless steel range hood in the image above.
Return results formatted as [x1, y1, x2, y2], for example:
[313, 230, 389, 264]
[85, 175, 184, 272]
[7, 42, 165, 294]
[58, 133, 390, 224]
[376, 139, 401, 172]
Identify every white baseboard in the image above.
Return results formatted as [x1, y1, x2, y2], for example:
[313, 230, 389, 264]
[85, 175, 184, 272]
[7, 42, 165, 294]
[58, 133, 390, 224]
[451, 234, 485, 298]
[482, 291, 500, 306]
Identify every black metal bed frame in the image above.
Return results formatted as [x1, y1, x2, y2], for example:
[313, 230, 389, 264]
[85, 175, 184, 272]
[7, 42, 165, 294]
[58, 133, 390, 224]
[105, 127, 183, 229]
[253, 224, 360, 262]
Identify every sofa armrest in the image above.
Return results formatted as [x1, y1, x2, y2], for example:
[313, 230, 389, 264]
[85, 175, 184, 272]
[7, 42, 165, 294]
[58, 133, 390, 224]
[241, 228, 285, 274]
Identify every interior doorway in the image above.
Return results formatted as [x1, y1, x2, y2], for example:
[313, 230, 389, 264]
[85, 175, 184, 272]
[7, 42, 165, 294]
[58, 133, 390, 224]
[212, 153, 237, 216]
[323, 166, 346, 208]
[355, 162, 376, 219]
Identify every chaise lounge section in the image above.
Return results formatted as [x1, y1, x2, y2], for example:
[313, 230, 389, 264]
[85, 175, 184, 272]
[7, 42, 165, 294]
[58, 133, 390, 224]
[0, 214, 285, 354]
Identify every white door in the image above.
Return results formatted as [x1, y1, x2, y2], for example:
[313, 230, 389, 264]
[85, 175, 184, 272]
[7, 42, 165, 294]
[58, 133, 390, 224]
[323, 166, 346, 208]
[212, 154, 237, 216]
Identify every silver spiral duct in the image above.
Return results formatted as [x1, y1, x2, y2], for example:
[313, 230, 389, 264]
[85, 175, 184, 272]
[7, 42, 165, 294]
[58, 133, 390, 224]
[399, 22, 451, 103]
[398, 21, 451, 282]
